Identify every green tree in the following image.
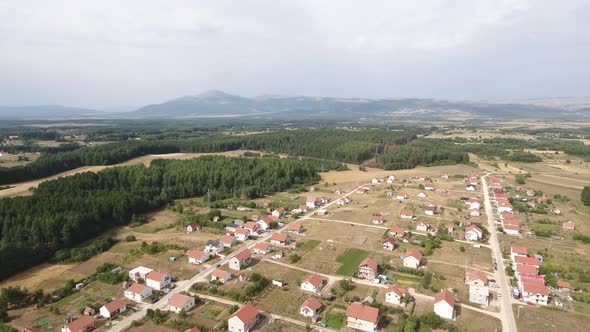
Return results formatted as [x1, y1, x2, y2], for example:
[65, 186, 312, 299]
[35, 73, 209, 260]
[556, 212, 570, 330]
[582, 186, 590, 207]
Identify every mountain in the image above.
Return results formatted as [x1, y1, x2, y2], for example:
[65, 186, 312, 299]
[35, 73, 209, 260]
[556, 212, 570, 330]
[129, 91, 575, 120]
[0, 105, 102, 119]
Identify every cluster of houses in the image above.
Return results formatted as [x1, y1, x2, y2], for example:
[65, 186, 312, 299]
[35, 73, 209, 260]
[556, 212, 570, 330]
[510, 245, 555, 305]
[490, 177, 521, 236]
[464, 173, 479, 191]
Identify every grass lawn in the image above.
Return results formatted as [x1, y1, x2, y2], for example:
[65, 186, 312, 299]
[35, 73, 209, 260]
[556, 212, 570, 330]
[325, 311, 345, 329]
[297, 239, 320, 252]
[335, 248, 369, 276]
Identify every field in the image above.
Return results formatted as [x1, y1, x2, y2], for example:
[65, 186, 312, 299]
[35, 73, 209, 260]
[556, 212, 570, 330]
[335, 248, 369, 276]
[513, 304, 590, 332]
[0, 152, 40, 167]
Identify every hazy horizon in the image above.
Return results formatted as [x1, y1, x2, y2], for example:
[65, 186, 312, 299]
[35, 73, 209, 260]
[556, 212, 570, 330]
[1, 0, 589, 109]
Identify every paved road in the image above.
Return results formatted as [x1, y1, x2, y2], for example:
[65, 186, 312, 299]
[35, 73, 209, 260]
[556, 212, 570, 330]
[108, 185, 365, 331]
[481, 174, 518, 332]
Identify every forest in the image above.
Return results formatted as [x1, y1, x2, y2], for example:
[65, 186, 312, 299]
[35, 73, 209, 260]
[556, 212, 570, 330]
[0, 129, 416, 185]
[0, 155, 341, 280]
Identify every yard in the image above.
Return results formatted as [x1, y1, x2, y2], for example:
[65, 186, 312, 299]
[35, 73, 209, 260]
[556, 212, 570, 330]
[335, 248, 370, 276]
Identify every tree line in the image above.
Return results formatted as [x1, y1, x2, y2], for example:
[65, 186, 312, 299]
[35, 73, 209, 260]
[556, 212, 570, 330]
[0, 130, 416, 185]
[0, 155, 339, 280]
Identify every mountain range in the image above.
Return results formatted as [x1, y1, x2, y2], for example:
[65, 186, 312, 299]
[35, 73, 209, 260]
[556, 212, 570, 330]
[1, 90, 589, 120]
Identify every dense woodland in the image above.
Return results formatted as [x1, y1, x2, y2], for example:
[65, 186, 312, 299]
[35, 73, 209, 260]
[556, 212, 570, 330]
[0, 130, 416, 185]
[0, 155, 340, 280]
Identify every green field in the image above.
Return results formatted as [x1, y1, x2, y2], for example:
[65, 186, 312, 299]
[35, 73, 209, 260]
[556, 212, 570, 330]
[335, 248, 369, 276]
[297, 239, 320, 252]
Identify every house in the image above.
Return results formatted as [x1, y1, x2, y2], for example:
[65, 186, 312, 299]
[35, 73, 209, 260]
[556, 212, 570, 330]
[470, 208, 481, 217]
[128, 266, 153, 282]
[84, 307, 95, 316]
[516, 264, 538, 279]
[514, 256, 542, 268]
[146, 271, 171, 291]
[357, 258, 379, 280]
[372, 214, 384, 224]
[465, 198, 481, 209]
[345, 302, 379, 332]
[371, 178, 381, 184]
[124, 283, 152, 303]
[220, 235, 237, 248]
[61, 316, 95, 332]
[389, 227, 406, 238]
[400, 210, 414, 219]
[253, 243, 271, 255]
[464, 225, 483, 241]
[300, 298, 323, 319]
[306, 197, 317, 209]
[272, 251, 284, 260]
[382, 237, 396, 251]
[298, 205, 308, 213]
[385, 283, 408, 306]
[557, 281, 572, 291]
[424, 183, 434, 191]
[168, 293, 196, 313]
[424, 205, 436, 216]
[186, 223, 201, 233]
[228, 304, 260, 332]
[234, 228, 250, 241]
[225, 224, 239, 233]
[317, 208, 328, 216]
[497, 199, 513, 214]
[270, 233, 290, 246]
[186, 250, 210, 265]
[99, 298, 126, 319]
[243, 221, 259, 234]
[211, 269, 232, 283]
[433, 290, 456, 320]
[511, 246, 528, 261]
[205, 240, 224, 253]
[503, 224, 520, 236]
[229, 249, 252, 271]
[387, 175, 396, 183]
[396, 193, 408, 201]
[287, 223, 303, 234]
[257, 217, 272, 231]
[467, 271, 489, 306]
[300, 274, 326, 293]
[416, 221, 431, 232]
[403, 249, 423, 269]
[562, 221, 575, 230]
[521, 283, 549, 305]
[466, 185, 476, 191]
[271, 208, 285, 218]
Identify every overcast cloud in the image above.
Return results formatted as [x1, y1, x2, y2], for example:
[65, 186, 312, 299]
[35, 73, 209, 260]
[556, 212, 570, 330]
[0, 0, 588, 108]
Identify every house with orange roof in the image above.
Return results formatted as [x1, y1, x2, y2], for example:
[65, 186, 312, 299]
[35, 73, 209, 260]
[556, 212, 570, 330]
[124, 283, 152, 303]
[562, 221, 575, 230]
[186, 250, 210, 265]
[464, 225, 483, 241]
[210, 269, 232, 284]
[287, 223, 303, 234]
[510, 246, 528, 261]
[403, 249, 423, 269]
[234, 228, 250, 241]
[522, 283, 548, 305]
[168, 293, 196, 313]
[229, 249, 252, 271]
[300, 298, 323, 319]
[434, 290, 456, 320]
[466, 271, 489, 306]
[99, 298, 126, 319]
[400, 210, 414, 219]
[345, 302, 379, 332]
[253, 243, 271, 255]
[389, 227, 406, 238]
[145, 271, 171, 290]
[357, 258, 379, 280]
[228, 304, 260, 332]
[60, 316, 95, 332]
[270, 233, 290, 246]
[385, 283, 408, 306]
[300, 274, 326, 293]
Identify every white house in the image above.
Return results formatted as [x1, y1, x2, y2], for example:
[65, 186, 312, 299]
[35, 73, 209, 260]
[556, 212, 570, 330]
[99, 298, 126, 319]
[210, 269, 232, 284]
[228, 304, 260, 332]
[464, 225, 483, 241]
[186, 223, 201, 233]
[418, 191, 427, 198]
[467, 271, 489, 306]
[400, 210, 414, 219]
[257, 218, 271, 231]
[416, 221, 431, 232]
[271, 208, 285, 218]
[145, 271, 171, 291]
[270, 233, 290, 246]
[433, 290, 456, 320]
[521, 283, 549, 305]
[385, 283, 408, 306]
[372, 215, 384, 224]
[234, 228, 250, 241]
[382, 237, 396, 251]
[424, 183, 434, 191]
[229, 249, 252, 271]
[396, 193, 408, 201]
[205, 240, 224, 253]
[306, 197, 317, 209]
[124, 283, 152, 303]
[503, 224, 520, 236]
[300, 298, 323, 319]
[168, 293, 196, 313]
[389, 227, 406, 238]
[128, 266, 153, 281]
[470, 209, 481, 217]
[345, 302, 379, 332]
[562, 221, 575, 230]
[387, 175, 396, 183]
[253, 243, 271, 255]
[357, 258, 379, 280]
[186, 250, 209, 265]
[425, 205, 436, 216]
[300, 274, 326, 293]
[403, 249, 423, 269]
[465, 199, 481, 210]
[220, 234, 237, 248]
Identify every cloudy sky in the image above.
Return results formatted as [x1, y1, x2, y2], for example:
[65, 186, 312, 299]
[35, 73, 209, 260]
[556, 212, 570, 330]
[0, 0, 588, 108]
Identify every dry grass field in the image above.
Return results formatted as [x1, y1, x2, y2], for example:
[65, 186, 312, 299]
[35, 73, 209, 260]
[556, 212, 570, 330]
[513, 304, 590, 331]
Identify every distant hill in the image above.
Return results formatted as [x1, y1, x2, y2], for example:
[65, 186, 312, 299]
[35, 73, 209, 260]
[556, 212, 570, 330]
[0, 105, 102, 119]
[1, 92, 588, 120]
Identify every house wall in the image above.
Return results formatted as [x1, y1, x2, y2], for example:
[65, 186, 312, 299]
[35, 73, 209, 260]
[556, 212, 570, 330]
[434, 302, 454, 320]
[346, 317, 377, 332]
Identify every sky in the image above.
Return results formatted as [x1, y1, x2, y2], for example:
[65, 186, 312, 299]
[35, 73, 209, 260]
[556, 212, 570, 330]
[0, 0, 589, 109]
